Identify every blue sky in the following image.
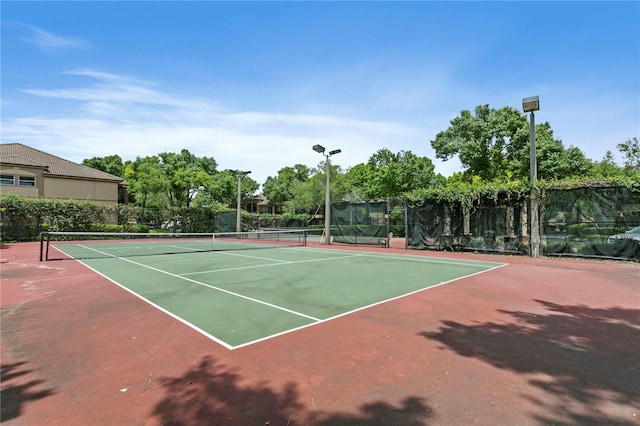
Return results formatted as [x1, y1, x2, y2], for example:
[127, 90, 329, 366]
[2, 1, 638, 186]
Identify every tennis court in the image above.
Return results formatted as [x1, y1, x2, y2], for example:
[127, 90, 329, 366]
[44, 231, 505, 349]
[3, 237, 639, 425]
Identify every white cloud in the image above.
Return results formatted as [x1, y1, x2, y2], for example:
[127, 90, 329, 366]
[4, 70, 451, 186]
[9, 67, 632, 190]
[24, 70, 205, 110]
[20, 25, 91, 53]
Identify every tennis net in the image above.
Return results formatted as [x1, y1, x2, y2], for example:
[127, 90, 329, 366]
[40, 229, 318, 261]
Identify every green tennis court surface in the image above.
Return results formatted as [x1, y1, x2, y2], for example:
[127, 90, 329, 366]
[52, 241, 505, 349]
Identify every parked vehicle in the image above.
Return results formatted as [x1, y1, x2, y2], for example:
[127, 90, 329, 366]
[607, 226, 640, 243]
[161, 220, 181, 231]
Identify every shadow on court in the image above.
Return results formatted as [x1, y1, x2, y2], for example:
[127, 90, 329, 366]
[0, 361, 56, 422]
[152, 355, 434, 425]
[420, 300, 640, 425]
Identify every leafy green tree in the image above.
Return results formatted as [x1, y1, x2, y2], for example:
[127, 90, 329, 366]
[431, 105, 528, 181]
[262, 164, 310, 208]
[592, 151, 624, 178]
[292, 162, 344, 214]
[511, 122, 592, 180]
[391, 150, 436, 192]
[82, 155, 124, 177]
[158, 149, 218, 208]
[282, 179, 306, 214]
[344, 148, 436, 198]
[193, 171, 259, 207]
[341, 163, 372, 201]
[431, 105, 592, 182]
[124, 156, 168, 219]
[617, 137, 640, 172]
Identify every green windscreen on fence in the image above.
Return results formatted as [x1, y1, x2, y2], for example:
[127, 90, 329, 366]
[406, 185, 640, 261]
[217, 210, 237, 233]
[542, 186, 640, 260]
[331, 201, 389, 245]
[407, 196, 525, 254]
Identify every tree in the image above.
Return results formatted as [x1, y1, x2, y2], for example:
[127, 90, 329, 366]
[157, 149, 218, 208]
[393, 150, 436, 192]
[342, 163, 372, 200]
[512, 122, 592, 180]
[124, 156, 168, 219]
[431, 105, 528, 181]
[592, 151, 624, 178]
[192, 171, 259, 207]
[617, 137, 640, 172]
[431, 104, 592, 182]
[82, 155, 124, 177]
[344, 148, 436, 198]
[291, 162, 344, 214]
[262, 164, 310, 208]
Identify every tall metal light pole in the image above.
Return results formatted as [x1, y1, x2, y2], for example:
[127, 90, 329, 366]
[522, 95, 540, 258]
[226, 169, 251, 233]
[313, 144, 341, 244]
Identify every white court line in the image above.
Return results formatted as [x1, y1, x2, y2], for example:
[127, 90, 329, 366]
[218, 250, 292, 263]
[232, 261, 509, 350]
[286, 245, 506, 268]
[76, 244, 322, 322]
[180, 253, 364, 276]
[359, 253, 503, 268]
[56, 243, 508, 350]
[168, 244, 292, 264]
[50, 245, 234, 350]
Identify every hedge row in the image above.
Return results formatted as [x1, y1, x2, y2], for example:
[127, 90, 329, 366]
[1, 195, 104, 241]
[0, 196, 316, 242]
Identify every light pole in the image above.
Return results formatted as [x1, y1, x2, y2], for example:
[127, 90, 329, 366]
[313, 144, 341, 244]
[522, 95, 540, 258]
[226, 169, 251, 233]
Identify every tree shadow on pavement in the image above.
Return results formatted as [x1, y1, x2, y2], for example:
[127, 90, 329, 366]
[1, 361, 56, 422]
[420, 300, 640, 425]
[152, 355, 433, 425]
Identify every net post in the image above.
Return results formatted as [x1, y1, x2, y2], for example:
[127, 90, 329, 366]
[386, 197, 391, 248]
[403, 197, 409, 249]
[39, 232, 44, 261]
[42, 232, 51, 261]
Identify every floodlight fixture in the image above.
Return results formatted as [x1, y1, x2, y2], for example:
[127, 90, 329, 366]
[225, 169, 251, 176]
[329, 149, 342, 156]
[313, 144, 326, 154]
[522, 95, 540, 113]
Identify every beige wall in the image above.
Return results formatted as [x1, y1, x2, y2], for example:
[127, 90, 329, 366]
[0, 164, 119, 205]
[44, 176, 118, 205]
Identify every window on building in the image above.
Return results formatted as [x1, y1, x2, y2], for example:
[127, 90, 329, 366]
[18, 176, 36, 187]
[0, 174, 15, 186]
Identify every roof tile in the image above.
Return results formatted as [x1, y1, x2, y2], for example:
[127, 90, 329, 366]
[0, 143, 123, 182]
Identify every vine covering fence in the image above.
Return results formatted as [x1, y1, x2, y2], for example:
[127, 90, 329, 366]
[405, 185, 639, 261]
